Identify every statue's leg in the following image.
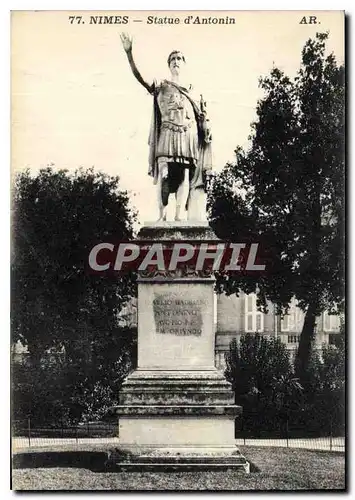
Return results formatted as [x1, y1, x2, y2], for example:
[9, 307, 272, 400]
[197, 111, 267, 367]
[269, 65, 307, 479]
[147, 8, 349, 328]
[157, 158, 169, 221]
[175, 166, 189, 221]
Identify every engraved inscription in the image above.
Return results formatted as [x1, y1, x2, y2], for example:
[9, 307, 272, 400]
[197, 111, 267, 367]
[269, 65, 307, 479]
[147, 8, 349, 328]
[153, 292, 205, 336]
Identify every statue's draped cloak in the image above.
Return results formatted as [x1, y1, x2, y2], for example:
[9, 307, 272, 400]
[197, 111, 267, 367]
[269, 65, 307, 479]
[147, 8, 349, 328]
[148, 80, 212, 191]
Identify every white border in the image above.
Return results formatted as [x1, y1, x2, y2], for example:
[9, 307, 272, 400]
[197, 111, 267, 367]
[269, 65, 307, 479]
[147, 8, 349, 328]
[3, 2, 351, 498]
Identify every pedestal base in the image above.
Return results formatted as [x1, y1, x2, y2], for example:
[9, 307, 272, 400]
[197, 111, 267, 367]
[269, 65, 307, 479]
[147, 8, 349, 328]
[107, 445, 250, 472]
[109, 369, 249, 472]
[118, 414, 237, 445]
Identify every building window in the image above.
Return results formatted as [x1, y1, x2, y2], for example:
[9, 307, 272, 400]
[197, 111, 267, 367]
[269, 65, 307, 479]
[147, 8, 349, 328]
[281, 314, 289, 332]
[288, 335, 300, 344]
[281, 299, 304, 332]
[323, 312, 340, 332]
[244, 294, 264, 333]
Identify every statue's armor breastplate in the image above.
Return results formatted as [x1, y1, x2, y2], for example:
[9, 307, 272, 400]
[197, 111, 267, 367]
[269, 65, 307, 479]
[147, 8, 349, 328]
[156, 82, 198, 161]
[157, 82, 195, 129]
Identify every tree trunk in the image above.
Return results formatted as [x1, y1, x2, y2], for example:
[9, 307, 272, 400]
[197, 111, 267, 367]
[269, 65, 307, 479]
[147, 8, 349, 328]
[294, 151, 322, 383]
[295, 301, 317, 382]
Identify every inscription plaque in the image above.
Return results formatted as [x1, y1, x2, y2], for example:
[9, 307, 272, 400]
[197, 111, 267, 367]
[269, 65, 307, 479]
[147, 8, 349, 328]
[153, 292, 206, 336]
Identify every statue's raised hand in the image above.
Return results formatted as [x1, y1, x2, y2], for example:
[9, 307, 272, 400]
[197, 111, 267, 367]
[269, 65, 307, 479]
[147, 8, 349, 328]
[120, 32, 132, 52]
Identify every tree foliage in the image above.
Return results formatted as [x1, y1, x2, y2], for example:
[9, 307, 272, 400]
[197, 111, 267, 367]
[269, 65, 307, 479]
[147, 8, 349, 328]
[11, 167, 138, 424]
[225, 333, 344, 437]
[209, 33, 345, 380]
[225, 334, 292, 400]
[225, 334, 303, 435]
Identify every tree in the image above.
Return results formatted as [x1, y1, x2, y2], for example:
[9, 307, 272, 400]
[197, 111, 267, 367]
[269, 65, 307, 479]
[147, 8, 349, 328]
[225, 334, 299, 435]
[317, 327, 345, 434]
[209, 33, 345, 382]
[225, 334, 292, 400]
[11, 167, 137, 424]
[291, 338, 345, 436]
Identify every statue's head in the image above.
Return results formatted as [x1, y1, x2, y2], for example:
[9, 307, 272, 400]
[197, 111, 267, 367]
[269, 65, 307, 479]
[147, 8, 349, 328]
[167, 51, 185, 76]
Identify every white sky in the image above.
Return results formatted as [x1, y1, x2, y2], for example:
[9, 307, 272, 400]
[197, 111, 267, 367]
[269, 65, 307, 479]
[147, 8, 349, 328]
[11, 10, 344, 224]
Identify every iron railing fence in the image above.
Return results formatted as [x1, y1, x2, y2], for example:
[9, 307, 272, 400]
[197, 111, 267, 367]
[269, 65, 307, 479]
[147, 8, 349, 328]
[12, 414, 345, 453]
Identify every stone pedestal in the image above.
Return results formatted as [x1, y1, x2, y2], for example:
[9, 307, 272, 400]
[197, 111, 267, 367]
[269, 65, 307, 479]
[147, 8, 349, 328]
[109, 222, 249, 471]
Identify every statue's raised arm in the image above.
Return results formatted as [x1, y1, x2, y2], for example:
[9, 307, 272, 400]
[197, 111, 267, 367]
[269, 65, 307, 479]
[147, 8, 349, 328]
[120, 33, 153, 94]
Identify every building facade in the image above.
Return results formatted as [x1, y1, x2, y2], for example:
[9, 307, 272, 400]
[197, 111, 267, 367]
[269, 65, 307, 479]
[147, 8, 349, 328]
[215, 292, 341, 369]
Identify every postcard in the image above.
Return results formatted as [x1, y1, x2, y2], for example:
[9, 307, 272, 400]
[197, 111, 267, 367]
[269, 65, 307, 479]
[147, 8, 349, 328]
[11, 10, 345, 491]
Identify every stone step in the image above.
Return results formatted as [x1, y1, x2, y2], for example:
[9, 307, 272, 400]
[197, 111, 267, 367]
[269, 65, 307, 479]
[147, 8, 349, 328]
[107, 445, 250, 472]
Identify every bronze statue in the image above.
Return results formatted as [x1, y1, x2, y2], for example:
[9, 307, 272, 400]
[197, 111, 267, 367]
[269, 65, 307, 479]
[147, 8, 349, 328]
[120, 33, 212, 222]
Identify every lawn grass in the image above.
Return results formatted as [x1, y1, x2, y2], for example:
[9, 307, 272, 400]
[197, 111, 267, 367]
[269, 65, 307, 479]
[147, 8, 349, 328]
[12, 445, 345, 491]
